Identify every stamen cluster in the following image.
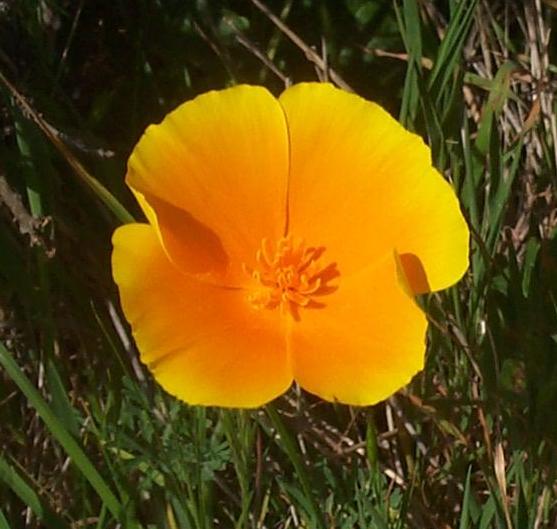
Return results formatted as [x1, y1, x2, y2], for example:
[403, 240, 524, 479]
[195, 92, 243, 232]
[244, 235, 329, 316]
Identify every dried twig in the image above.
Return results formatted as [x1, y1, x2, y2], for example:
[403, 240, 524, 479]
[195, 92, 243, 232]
[249, 0, 353, 92]
[223, 16, 290, 86]
[361, 46, 434, 70]
[0, 69, 132, 223]
[0, 174, 53, 255]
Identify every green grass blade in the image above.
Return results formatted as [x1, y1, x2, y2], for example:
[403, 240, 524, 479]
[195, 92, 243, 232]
[395, 0, 421, 127]
[402, 0, 423, 65]
[428, 0, 478, 100]
[45, 358, 81, 438]
[459, 466, 473, 529]
[0, 509, 11, 529]
[266, 403, 325, 529]
[0, 456, 69, 529]
[0, 342, 124, 520]
[485, 139, 524, 252]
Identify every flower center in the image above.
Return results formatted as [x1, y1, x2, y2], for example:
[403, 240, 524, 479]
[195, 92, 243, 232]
[243, 235, 338, 318]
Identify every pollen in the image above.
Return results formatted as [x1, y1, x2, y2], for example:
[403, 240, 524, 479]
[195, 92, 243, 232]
[243, 235, 338, 318]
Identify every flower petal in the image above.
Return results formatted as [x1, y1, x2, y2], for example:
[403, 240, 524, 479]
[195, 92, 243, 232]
[112, 223, 292, 407]
[395, 167, 469, 293]
[127, 85, 290, 285]
[279, 82, 468, 293]
[290, 254, 427, 406]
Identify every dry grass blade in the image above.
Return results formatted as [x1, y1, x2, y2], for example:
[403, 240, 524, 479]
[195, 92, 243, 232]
[249, 0, 353, 92]
[494, 442, 513, 529]
[223, 16, 290, 86]
[0, 70, 133, 224]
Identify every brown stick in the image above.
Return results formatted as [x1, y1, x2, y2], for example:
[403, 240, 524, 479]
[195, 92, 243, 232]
[249, 0, 353, 92]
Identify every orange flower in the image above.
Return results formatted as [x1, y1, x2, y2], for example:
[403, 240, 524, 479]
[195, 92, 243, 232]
[112, 83, 468, 408]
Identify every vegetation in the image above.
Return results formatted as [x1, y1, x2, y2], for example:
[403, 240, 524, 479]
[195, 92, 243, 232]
[1, 0, 557, 527]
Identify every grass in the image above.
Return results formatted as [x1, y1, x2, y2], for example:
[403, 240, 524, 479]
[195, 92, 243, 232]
[1, 0, 557, 527]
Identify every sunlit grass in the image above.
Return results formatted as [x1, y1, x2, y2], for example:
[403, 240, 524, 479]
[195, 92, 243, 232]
[1, 1, 557, 527]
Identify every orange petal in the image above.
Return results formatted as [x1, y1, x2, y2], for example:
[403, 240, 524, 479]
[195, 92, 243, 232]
[127, 85, 290, 285]
[396, 167, 469, 293]
[290, 253, 427, 406]
[279, 82, 468, 293]
[112, 223, 292, 407]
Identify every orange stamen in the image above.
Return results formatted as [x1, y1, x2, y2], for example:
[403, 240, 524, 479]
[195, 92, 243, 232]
[244, 235, 337, 317]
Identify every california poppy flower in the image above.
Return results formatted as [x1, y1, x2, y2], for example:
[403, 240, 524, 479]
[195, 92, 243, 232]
[112, 83, 468, 408]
